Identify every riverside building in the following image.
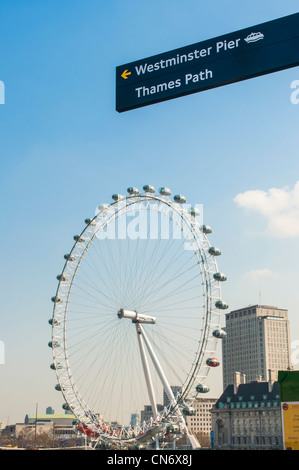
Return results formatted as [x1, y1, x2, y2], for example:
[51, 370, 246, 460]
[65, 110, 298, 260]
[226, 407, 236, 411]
[211, 374, 282, 450]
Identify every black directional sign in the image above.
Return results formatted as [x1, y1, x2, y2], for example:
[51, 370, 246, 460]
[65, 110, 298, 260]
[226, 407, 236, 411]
[116, 12, 299, 112]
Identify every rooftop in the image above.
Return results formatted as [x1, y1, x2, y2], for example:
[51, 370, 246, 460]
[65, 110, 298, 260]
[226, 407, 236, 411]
[24, 414, 76, 425]
[214, 381, 280, 410]
[229, 305, 287, 314]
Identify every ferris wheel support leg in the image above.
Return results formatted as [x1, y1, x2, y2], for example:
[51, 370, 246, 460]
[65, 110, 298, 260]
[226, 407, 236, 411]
[136, 323, 158, 419]
[155, 434, 159, 450]
[139, 323, 200, 450]
[138, 323, 176, 407]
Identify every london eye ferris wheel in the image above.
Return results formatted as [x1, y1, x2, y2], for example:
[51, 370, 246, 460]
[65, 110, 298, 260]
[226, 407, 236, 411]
[48, 184, 228, 448]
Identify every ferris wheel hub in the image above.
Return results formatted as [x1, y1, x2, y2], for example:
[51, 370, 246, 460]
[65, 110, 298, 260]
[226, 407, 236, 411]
[117, 308, 156, 324]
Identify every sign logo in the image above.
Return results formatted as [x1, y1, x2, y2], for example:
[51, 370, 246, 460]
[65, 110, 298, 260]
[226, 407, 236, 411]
[244, 32, 264, 43]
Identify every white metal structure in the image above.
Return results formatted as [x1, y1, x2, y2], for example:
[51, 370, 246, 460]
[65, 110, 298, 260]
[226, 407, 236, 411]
[49, 185, 227, 448]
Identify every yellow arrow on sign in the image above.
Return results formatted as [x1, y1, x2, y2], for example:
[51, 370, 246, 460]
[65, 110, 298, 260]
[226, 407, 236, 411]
[121, 69, 131, 79]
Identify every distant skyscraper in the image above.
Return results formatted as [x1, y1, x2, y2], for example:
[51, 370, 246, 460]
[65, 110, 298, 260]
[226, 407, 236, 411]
[222, 305, 292, 389]
[130, 413, 139, 427]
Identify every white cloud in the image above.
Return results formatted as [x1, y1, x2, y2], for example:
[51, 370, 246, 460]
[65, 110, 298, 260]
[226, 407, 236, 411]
[245, 268, 277, 283]
[234, 181, 299, 237]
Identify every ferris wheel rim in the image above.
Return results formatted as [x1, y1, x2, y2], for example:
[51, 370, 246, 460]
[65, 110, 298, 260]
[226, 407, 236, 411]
[49, 187, 226, 443]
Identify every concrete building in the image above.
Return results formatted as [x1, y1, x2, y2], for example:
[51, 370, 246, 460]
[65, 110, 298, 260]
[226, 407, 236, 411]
[211, 373, 282, 450]
[222, 305, 292, 389]
[140, 404, 164, 423]
[15, 421, 54, 437]
[24, 414, 77, 438]
[163, 386, 182, 408]
[185, 398, 217, 439]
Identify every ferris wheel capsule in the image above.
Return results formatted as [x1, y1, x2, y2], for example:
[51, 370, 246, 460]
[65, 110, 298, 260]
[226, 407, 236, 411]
[51, 296, 62, 304]
[55, 384, 67, 391]
[48, 318, 60, 326]
[112, 194, 123, 201]
[50, 362, 62, 370]
[209, 247, 221, 256]
[206, 357, 220, 367]
[62, 403, 72, 411]
[215, 300, 229, 310]
[212, 329, 227, 339]
[48, 341, 60, 348]
[98, 204, 109, 212]
[143, 185, 155, 193]
[189, 207, 200, 217]
[127, 187, 139, 195]
[85, 218, 96, 226]
[195, 384, 210, 393]
[201, 225, 212, 234]
[159, 187, 171, 196]
[182, 406, 196, 416]
[174, 194, 186, 204]
[166, 424, 180, 434]
[73, 235, 85, 243]
[64, 253, 75, 262]
[213, 272, 227, 282]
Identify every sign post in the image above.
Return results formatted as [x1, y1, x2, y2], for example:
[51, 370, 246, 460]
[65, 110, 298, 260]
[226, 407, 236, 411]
[116, 13, 299, 112]
[279, 370, 299, 450]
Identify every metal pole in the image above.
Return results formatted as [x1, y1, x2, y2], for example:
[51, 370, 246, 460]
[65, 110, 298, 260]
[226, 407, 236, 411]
[138, 323, 176, 407]
[136, 323, 158, 419]
[34, 403, 38, 447]
[139, 324, 200, 449]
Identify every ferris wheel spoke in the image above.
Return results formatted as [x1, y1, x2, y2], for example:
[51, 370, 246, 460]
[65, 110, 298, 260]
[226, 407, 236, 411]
[71, 321, 126, 412]
[140, 269, 202, 314]
[67, 316, 116, 352]
[68, 270, 118, 311]
[81, 237, 124, 307]
[135, 239, 189, 308]
[72, 271, 118, 309]
[68, 282, 115, 312]
[144, 325, 195, 386]
[131, 234, 178, 307]
[142, 295, 203, 319]
[87, 332, 124, 414]
[97, 326, 135, 420]
[139, 245, 199, 301]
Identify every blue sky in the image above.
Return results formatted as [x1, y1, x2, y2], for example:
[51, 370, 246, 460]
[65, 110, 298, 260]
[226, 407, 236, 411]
[0, 1, 299, 424]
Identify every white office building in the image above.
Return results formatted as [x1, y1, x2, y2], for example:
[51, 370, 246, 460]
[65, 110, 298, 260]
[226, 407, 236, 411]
[222, 305, 292, 389]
